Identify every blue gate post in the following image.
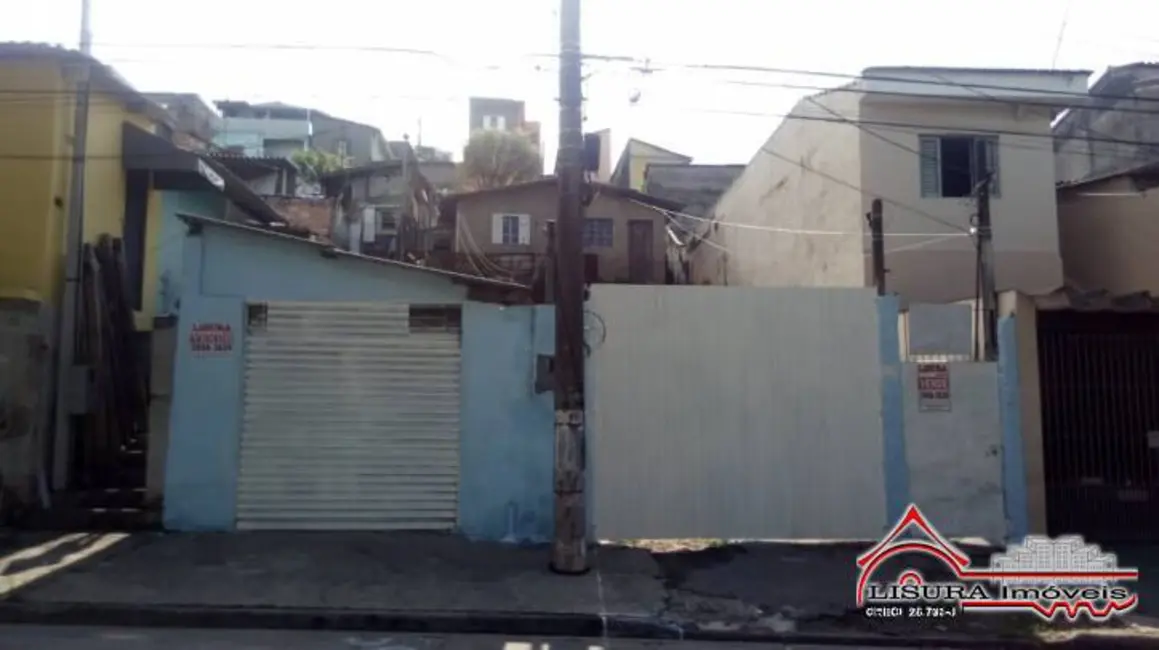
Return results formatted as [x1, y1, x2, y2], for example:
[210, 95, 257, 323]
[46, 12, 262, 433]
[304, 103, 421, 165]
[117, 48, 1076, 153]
[998, 316, 1029, 543]
[877, 295, 909, 527]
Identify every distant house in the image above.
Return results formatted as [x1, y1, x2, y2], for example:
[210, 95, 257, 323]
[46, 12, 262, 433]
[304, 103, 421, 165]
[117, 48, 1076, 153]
[144, 92, 221, 151]
[610, 138, 692, 191]
[643, 163, 745, 239]
[1053, 63, 1159, 184]
[689, 66, 1092, 303]
[468, 97, 542, 155]
[320, 161, 438, 261]
[437, 178, 683, 286]
[214, 100, 391, 166]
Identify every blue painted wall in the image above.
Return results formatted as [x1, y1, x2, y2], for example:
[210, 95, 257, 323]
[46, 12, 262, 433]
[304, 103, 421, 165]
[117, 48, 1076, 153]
[158, 191, 226, 316]
[164, 224, 471, 531]
[458, 303, 555, 543]
[998, 316, 1028, 542]
[877, 295, 909, 527]
[162, 294, 244, 530]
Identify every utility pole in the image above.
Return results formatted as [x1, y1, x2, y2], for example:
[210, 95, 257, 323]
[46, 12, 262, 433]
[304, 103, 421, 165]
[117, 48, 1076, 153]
[974, 139, 998, 361]
[52, 0, 94, 489]
[551, 0, 589, 575]
[866, 198, 885, 296]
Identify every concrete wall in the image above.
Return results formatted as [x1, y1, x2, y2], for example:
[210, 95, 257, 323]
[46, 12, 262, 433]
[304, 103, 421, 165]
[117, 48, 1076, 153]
[1057, 178, 1159, 295]
[146, 321, 177, 505]
[859, 98, 1062, 303]
[0, 299, 49, 513]
[458, 303, 555, 542]
[586, 285, 897, 539]
[163, 224, 470, 531]
[902, 362, 1005, 543]
[691, 88, 866, 287]
[158, 191, 227, 316]
[455, 183, 669, 284]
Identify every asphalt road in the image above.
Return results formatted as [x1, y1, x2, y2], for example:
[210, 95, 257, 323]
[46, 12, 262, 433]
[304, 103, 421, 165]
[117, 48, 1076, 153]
[0, 626, 930, 650]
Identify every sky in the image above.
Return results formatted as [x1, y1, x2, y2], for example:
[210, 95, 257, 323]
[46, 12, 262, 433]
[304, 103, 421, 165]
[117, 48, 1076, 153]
[5, 0, 1159, 168]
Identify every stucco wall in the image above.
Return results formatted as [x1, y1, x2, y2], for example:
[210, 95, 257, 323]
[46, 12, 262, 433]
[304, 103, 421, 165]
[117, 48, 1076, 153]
[691, 89, 865, 287]
[455, 184, 668, 283]
[163, 225, 471, 531]
[1057, 178, 1159, 295]
[903, 362, 1005, 543]
[158, 191, 227, 317]
[0, 61, 67, 304]
[859, 99, 1062, 303]
[458, 303, 555, 542]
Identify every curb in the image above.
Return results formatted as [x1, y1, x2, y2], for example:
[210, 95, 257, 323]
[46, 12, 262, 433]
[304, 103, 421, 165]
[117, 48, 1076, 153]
[2, 601, 1151, 648]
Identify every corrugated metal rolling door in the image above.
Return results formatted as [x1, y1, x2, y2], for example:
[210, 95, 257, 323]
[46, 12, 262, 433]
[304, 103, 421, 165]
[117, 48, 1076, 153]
[237, 301, 461, 530]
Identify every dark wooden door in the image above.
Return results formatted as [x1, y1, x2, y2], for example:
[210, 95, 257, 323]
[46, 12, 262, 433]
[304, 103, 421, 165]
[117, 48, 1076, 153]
[628, 220, 653, 283]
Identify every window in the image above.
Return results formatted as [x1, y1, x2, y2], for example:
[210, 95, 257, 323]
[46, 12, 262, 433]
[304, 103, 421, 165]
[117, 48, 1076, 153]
[919, 135, 1000, 198]
[483, 115, 507, 131]
[336, 139, 349, 158]
[583, 218, 614, 247]
[492, 213, 530, 245]
[501, 214, 521, 244]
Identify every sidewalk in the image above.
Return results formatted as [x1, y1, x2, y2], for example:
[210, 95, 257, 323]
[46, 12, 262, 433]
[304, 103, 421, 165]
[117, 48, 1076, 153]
[1, 531, 1157, 648]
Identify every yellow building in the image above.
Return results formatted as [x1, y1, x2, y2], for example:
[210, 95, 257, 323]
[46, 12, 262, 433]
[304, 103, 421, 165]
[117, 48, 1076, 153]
[609, 138, 692, 192]
[0, 43, 169, 331]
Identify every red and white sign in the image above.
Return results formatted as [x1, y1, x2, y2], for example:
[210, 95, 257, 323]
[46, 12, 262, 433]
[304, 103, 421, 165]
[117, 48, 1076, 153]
[916, 362, 951, 411]
[190, 322, 233, 355]
[857, 504, 1139, 622]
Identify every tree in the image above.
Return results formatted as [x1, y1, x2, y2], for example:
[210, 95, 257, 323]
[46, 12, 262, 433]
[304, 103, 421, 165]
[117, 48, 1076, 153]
[460, 130, 543, 191]
[291, 148, 345, 182]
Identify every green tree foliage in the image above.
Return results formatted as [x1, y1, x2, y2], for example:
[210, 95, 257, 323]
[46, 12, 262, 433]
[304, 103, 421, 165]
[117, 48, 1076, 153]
[291, 148, 345, 182]
[460, 130, 543, 191]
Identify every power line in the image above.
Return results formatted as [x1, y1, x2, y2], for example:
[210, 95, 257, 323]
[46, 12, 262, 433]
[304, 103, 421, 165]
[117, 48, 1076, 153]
[629, 197, 969, 238]
[3, 89, 1159, 156]
[53, 40, 1159, 107]
[10, 42, 1159, 112]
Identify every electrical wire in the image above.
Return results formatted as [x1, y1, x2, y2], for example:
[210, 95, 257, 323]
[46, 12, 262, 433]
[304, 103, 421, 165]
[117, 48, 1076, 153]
[631, 198, 969, 238]
[34, 40, 1159, 109]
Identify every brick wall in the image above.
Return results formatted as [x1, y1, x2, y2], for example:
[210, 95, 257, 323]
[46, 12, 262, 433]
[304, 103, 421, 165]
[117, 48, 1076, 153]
[263, 196, 335, 241]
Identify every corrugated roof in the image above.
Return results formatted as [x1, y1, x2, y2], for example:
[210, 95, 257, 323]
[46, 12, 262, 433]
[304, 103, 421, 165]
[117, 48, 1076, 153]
[1056, 159, 1159, 190]
[176, 212, 530, 291]
[442, 177, 685, 212]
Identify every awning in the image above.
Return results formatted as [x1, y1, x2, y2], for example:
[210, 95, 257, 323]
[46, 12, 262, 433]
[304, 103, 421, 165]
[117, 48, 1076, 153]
[121, 123, 286, 225]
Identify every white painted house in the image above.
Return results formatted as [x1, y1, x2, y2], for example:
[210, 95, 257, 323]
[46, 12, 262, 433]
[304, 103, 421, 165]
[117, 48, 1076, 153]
[689, 66, 1092, 304]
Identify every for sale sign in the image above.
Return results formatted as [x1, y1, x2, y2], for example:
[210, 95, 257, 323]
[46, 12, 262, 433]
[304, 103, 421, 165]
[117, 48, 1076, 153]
[917, 362, 950, 411]
[190, 322, 233, 355]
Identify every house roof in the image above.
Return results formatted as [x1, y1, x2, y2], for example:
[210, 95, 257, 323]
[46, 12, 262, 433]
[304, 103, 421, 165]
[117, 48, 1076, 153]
[1053, 63, 1159, 137]
[441, 177, 685, 212]
[317, 160, 406, 196]
[864, 65, 1094, 77]
[1056, 159, 1159, 190]
[122, 122, 287, 226]
[207, 151, 298, 177]
[0, 42, 172, 127]
[176, 212, 529, 291]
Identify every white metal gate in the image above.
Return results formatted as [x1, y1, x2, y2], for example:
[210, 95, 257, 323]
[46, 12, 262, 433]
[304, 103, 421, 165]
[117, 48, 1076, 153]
[237, 301, 461, 530]
[587, 285, 888, 540]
